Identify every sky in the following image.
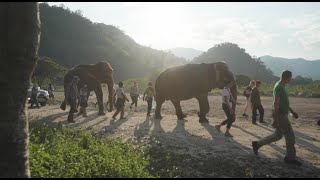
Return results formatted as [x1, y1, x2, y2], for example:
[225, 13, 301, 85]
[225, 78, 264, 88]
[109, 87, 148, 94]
[47, 2, 320, 60]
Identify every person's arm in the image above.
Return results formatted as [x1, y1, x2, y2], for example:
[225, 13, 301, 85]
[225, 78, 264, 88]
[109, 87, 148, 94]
[289, 107, 298, 119]
[122, 92, 129, 102]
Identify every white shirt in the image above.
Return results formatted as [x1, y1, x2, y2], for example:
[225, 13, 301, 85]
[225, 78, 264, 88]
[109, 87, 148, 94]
[116, 87, 124, 99]
[222, 87, 232, 107]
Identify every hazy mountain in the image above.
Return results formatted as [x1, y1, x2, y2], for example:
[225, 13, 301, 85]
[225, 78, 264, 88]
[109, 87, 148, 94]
[192, 42, 277, 83]
[166, 47, 204, 61]
[259, 55, 320, 80]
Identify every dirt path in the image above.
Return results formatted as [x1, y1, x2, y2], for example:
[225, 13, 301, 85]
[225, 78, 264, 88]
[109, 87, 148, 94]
[28, 93, 320, 177]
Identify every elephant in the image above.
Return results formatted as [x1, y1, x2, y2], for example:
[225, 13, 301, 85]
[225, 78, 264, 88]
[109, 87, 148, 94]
[60, 61, 114, 115]
[154, 62, 237, 123]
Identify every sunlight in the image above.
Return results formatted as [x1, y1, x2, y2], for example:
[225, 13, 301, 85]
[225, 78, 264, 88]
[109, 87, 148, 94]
[142, 3, 186, 49]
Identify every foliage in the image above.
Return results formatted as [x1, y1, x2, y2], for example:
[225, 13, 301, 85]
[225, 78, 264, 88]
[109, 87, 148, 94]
[192, 42, 278, 83]
[32, 56, 67, 87]
[38, 3, 186, 82]
[29, 122, 155, 178]
[290, 75, 313, 85]
[235, 74, 251, 87]
[123, 69, 162, 94]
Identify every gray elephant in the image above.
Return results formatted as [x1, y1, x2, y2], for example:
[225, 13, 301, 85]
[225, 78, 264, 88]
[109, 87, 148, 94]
[60, 61, 114, 115]
[154, 62, 237, 123]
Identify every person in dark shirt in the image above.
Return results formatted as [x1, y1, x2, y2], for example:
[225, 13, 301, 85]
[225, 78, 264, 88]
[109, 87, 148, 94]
[242, 80, 255, 117]
[250, 80, 264, 124]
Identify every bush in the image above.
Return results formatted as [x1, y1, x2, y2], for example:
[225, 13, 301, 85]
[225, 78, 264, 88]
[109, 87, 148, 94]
[29, 122, 155, 178]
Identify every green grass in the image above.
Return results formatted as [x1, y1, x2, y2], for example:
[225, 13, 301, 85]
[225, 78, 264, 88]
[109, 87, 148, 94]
[29, 122, 155, 178]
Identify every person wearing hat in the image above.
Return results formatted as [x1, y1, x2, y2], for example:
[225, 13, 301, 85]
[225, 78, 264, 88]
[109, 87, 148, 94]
[143, 81, 155, 116]
[112, 82, 129, 119]
[65, 76, 80, 123]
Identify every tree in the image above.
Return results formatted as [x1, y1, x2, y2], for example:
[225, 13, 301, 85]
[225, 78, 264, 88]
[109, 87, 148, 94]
[32, 57, 68, 87]
[0, 2, 40, 177]
[235, 74, 251, 86]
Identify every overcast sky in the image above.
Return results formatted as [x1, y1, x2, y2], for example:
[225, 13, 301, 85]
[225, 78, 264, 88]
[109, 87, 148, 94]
[47, 2, 320, 60]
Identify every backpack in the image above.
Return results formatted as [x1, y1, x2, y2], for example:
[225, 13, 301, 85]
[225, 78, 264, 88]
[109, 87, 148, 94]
[243, 86, 250, 97]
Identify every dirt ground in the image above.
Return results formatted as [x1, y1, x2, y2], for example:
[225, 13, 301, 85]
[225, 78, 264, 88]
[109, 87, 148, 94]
[28, 92, 320, 177]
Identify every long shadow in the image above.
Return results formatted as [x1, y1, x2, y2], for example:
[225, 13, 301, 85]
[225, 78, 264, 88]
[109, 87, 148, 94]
[33, 111, 69, 126]
[257, 123, 320, 154]
[133, 116, 154, 141]
[232, 124, 287, 158]
[98, 111, 135, 135]
[68, 112, 102, 128]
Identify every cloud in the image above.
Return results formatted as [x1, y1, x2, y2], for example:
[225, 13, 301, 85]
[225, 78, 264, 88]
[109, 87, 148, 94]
[281, 13, 320, 50]
[190, 17, 278, 50]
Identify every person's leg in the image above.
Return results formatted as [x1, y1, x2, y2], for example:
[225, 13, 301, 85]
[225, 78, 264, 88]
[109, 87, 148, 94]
[35, 98, 40, 108]
[258, 104, 265, 123]
[252, 124, 283, 155]
[281, 115, 296, 160]
[216, 104, 232, 134]
[243, 98, 249, 116]
[147, 99, 152, 116]
[134, 96, 138, 111]
[112, 110, 120, 119]
[224, 105, 234, 137]
[130, 96, 134, 109]
[252, 105, 258, 124]
[120, 106, 125, 119]
[68, 98, 76, 122]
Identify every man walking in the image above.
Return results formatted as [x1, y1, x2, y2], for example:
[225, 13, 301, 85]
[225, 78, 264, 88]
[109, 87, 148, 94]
[251, 80, 264, 124]
[129, 81, 139, 112]
[65, 76, 80, 123]
[252, 70, 302, 166]
[242, 80, 255, 117]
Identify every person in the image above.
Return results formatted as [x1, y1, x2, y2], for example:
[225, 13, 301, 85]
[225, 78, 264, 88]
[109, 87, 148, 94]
[129, 81, 139, 112]
[30, 83, 40, 108]
[65, 76, 80, 123]
[251, 80, 265, 124]
[252, 70, 302, 166]
[78, 84, 89, 117]
[215, 80, 236, 137]
[242, 80, 255, 117]
[112, 82, 129, 119]
[48, 83, 55, 105]
[143, 81, 155, 117]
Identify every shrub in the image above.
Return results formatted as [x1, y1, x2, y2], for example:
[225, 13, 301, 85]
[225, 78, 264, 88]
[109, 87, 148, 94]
[29, 122, 155, 178]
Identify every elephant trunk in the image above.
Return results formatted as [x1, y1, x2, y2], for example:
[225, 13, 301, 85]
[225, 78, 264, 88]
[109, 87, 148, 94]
[231, 81, 238, 112]
[107, 80, 114, 112]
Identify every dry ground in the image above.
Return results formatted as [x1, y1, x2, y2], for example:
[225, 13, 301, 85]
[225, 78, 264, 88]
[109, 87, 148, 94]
[28, 92, 320, 177]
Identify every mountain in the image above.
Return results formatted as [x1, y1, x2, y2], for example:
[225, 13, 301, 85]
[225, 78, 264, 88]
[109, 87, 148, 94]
[38, 3, 186, 82]
[259, 55, 320, 80]
[166, 48, 204, 61]
[192, 42, 278, 83]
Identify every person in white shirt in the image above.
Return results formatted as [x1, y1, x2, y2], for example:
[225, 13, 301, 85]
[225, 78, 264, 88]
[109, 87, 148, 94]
[215, 79, 236, 137]
[112, 82, 129, 119]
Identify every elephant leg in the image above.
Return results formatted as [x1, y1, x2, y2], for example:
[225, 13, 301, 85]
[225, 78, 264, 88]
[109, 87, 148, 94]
[94, 86, 105, 115]
[155, 97, 165, 119]
[171, 100, 187, 120]
[196, 94, 209, 123]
